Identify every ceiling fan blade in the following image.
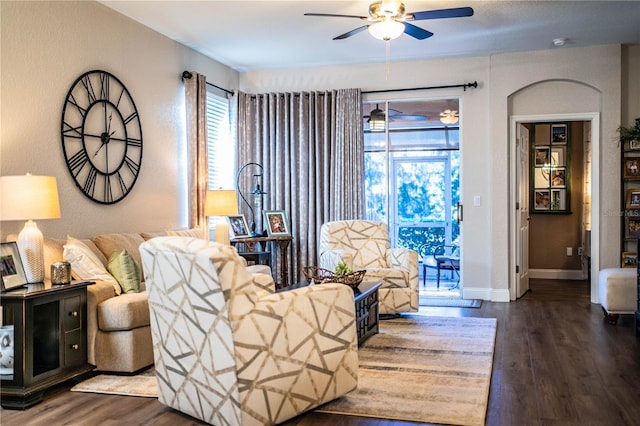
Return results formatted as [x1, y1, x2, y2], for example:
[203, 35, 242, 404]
[403, 22, 434, 40]
[411, 7, 474, 21]
[393, 114, 427, 121]
[304, 12, 367, 20]
[334, 25, 369, 40]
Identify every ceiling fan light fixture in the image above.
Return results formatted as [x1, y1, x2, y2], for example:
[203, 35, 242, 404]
[369, 118, 386, 132]
[440, 109, 459, 124]
[368, 18, 405, 41]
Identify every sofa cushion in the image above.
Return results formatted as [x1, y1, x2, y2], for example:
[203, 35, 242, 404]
[166, 227, 205, 239]
[92, 233, 146, 275]
[63, 236, 120, 295]
[107, 250, 141, 294]
[98, 291, 150, 331]
[140, 231, 167, 241]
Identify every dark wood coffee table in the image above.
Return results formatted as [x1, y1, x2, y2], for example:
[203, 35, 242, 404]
[280, 280, 382, 346]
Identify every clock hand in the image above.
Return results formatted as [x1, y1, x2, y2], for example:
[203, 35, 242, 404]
[93, 142, 106, 158]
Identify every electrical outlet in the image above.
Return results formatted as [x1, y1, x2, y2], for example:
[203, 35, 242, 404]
[578, 247, 583, 256]
[566, 247, 573, 256]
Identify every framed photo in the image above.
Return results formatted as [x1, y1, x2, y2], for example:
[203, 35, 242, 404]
[623, 158, 640, 179]
[534, 190, 550, 210]
[621, 251, 637, 268]
[1, 242, 28, 291]
[551, 189, 566, 210]
[227, 215, 250, 238]
[626, 189, 640, 209]
[629, 140, 640, 151]
[551, 168, 566, 187]
[550, 146, 565, 167]
[551, 124, 567, 144]
[534, 147, 549, 166]
[627, 217, 640, 238]
[263, 210, 291, 237]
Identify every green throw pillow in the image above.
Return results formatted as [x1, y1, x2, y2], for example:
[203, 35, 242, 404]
[107, 250, 141, 294]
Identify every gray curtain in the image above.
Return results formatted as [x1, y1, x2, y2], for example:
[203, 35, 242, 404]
[235, 89, 364, 283]
[183, 72, 208, 235]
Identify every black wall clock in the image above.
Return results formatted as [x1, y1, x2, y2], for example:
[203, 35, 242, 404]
[61, 70, 143, 204]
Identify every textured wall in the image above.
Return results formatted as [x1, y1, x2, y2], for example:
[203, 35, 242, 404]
[0, 1, 238, 240]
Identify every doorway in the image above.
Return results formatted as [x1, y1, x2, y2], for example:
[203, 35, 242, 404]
[363, 98, 462, 296]
[510, 113, 599, 301]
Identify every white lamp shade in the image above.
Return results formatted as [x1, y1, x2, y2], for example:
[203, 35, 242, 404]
[0, 174, 61, 283]
[0, 175, 61, 220]
[368, 19, 405, 41]
[205, 190, 239, 216]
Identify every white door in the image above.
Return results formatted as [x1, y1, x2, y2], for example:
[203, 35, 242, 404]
[516, 124, 530, 298]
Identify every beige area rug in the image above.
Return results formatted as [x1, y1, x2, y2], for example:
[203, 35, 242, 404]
[71, 316, 496, 425]
[316, 315, 497, 426]
[71, 367, 157, 398]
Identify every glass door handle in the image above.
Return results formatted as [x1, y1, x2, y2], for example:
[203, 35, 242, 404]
[456, 202, 463, 224]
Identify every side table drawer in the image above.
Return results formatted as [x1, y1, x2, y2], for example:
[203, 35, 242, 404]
[64, 329, 84, 366]
[63, 295, 81, 331]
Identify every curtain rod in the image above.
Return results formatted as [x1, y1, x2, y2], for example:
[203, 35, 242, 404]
[181, 71, 234, 95]
[363, 81, 477, 94]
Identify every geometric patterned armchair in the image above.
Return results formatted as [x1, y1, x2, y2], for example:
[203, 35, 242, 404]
[319, 220, 419, 314]
[139, 236, 358, 425]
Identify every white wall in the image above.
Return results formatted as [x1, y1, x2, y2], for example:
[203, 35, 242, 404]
[240, 44, 638, 301]
[0, 0, 238, 240]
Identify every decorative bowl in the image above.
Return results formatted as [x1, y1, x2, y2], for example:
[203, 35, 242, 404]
[302, 266, 366, 289]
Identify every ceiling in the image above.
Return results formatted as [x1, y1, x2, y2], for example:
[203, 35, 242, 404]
[99, 1, 640, 72]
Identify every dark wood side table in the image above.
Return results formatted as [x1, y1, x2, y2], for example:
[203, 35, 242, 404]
[231, 236, 293, 289]
[1, 281, 94, 409]
[278, 280, 382, 346]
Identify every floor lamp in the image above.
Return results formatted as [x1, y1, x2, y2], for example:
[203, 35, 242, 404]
[205, 189, 238, 245]
[0, 174, 61, 283]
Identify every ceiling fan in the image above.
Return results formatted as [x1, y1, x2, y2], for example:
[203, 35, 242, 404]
[440, 109, 459, 124]
[365, 105, 427, 121]
[305, 1, 474, 41]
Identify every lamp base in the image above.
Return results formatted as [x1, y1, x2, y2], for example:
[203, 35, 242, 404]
[215, 221, 231, 245]
[17, 220, 45, 283]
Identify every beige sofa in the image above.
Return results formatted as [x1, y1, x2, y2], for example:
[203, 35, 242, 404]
[42, 229, 273, 374]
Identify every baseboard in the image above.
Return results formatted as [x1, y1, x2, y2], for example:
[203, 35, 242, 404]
[529, 268, 586, 280]
[462, 287, 510, 302]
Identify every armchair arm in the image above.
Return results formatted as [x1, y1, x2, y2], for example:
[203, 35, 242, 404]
[232, 283, 359, 424]
[251, 272, 275, 297]
[387, 248, 419, 273]
[86, 280, 118, 365]
[319, 249, 354, 271]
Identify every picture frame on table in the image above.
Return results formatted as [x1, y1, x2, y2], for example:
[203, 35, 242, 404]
[263, 210, 291, 237]
[623, 158, 640, 179]
[1, 242, 28, 291]
[629, 140, 640, 151]
[621, 251, 637, 268]
[227, 215, 250, 238]
[626, 189, 640, 209]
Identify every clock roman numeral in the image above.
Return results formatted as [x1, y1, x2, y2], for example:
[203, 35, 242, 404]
[104, 174, 113, 203]
[62, 122, 83, 139]
[84, 167, 97, 196]
[81, 75, 97, 104]
[66, 93, 87, 116]
[116, 172, 129, 195]
[126, 137, 142, 148]
[124, 155, 140, 175]
[124, 111, 138, 125]
[99, 72, 110, 100]
[67, 150, 89, 176]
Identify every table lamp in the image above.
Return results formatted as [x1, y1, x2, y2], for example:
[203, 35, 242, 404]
[0, 174, 61, 283]
[205, 189, 238, 245]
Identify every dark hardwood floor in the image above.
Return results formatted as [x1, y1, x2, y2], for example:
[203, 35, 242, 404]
[2, 279, 638, 425]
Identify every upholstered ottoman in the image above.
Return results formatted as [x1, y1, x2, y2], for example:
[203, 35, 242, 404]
[598, 268, 638, 324]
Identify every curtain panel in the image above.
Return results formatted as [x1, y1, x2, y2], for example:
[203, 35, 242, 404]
[235, 89, 364, 282]
[183, 72, 209, 235]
